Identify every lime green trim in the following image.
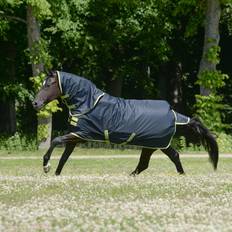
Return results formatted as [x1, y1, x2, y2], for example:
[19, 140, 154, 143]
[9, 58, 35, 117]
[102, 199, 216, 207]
[104, 130, 110, 144]
[71, 116, 78, 122]
[56, 71, 63, 94]
[70, 131, 174, 149]
[69, 116, 78, 126]
[120, 133, 136, 145]
[172, 110, 190, 125]
[68, 93, 105, 117]
[94, 93, 105, 106]
[61, 94, 69, 99]
[70, 121, 77, 126]
[68, 105, 76, 110]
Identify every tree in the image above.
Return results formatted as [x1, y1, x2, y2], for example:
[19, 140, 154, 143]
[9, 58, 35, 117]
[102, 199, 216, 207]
[198, 0, 221, 96]
[0, 0, 56, 148]
[26, 2, 52, 148]
[0, 0, 27, 136]
[195, 0, 229, 131]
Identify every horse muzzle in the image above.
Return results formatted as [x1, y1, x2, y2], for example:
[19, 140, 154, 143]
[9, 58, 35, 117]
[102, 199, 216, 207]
[32, 99, 45, 111]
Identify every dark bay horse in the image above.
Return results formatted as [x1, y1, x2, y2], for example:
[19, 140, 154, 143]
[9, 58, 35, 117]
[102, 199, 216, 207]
[32, 71, 218, 176]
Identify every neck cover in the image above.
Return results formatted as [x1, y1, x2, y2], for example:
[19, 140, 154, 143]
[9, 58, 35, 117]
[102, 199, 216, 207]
[57, 71, 105, 116]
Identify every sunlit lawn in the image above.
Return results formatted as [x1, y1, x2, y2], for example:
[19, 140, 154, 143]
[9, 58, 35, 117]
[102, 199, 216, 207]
[0, 148, 232, 231]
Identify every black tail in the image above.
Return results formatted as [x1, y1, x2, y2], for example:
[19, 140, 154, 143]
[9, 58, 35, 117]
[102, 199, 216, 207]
[186, 117, 219, 170]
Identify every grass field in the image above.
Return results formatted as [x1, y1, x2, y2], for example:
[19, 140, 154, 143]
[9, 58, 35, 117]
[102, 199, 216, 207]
[0, 148, 232, 231]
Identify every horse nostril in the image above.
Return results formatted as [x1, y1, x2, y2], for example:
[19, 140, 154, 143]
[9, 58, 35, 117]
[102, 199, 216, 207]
[32, 101, 38, 107]
[32, 100, 44, 110]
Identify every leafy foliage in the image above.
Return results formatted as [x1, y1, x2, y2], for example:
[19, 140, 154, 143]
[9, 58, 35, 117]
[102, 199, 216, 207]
[221, 2, 232, 34]
[217, 132, 232, 152]
[196, 70, 228, 91]
[25, 39, 52, 68]
[0, 133, 37, 150]
[194, 1, 229, 132]
[0, 0, 232, 149]
[196, 45, 229, 132]
[195, 94, 225, 131]
[0, 83, 32, 102]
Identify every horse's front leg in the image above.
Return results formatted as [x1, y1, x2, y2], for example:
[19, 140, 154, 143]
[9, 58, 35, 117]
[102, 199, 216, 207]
[43, 133, 80, 173]
[43, 136, 63, 173]
[55, 135, 86, 175]
[55, 142, 76, 175]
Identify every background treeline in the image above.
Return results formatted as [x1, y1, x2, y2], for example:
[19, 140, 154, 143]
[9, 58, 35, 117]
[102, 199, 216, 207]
[0, 0, 231, 150]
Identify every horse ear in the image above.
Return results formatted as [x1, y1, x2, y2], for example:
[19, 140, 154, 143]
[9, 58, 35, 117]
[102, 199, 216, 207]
[47, 70, 57, 77]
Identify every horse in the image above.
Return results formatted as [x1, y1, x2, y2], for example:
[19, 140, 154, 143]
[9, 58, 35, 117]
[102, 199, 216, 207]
[32, 71, 218, 176]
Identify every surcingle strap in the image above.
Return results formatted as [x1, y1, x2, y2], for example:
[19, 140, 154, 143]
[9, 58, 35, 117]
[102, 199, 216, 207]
[61, 94, 69, 99]
[69, 116, 79, 126]
[120, 133, 136, 145]
[103, 130, 136, 145]
[68, 105, 76, 110]
[104, 130, 110, 144]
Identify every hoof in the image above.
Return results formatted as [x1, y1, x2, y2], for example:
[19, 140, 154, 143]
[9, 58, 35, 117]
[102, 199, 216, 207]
[130, 170, 138, 177]
[43, 162, 51, 173]
[179, 172, 185, 175]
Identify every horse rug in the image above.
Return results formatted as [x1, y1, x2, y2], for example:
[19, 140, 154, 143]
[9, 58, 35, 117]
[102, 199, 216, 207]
[57, 71, 190, 149]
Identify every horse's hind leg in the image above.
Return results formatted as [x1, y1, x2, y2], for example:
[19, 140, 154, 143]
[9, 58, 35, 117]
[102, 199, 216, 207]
[161, 146, 185, 174]
[130, 148, 155, 176]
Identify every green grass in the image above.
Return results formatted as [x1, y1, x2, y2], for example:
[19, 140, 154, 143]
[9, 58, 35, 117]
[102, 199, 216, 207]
[0, 147, 140, 157]
[0, 149, 232, 231]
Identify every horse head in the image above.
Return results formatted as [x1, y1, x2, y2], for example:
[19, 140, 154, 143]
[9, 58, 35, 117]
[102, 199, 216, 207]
[32, 71, 62, 111]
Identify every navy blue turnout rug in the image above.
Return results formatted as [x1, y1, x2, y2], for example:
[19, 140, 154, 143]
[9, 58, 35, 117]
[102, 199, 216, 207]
[57, 71, 190, 149]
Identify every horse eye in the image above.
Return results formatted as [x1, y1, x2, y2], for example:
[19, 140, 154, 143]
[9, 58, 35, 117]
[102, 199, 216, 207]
[47, 78, 53, 86]
[43, 78, 52, 87]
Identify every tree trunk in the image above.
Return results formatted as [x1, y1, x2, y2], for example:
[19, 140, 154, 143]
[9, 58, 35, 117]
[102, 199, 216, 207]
[158, 63, 168, 100]
[0, 43, 16, 135]
[198, 0, 221, 96]
[109, 76, 123, 97]
[170, 62, 183, 112]
[158, 62, 183, 111]
[105, 68, 123, 97]
[27, 5, 52, 149]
